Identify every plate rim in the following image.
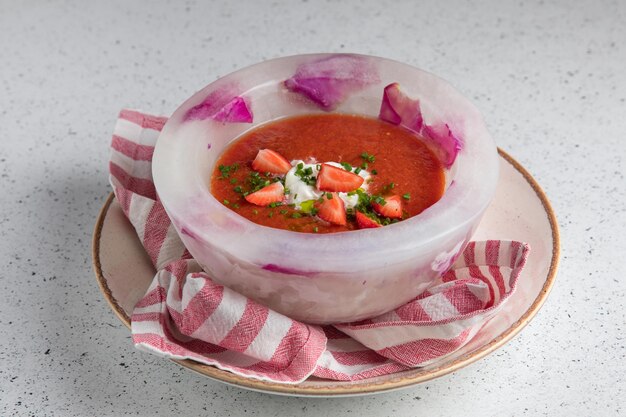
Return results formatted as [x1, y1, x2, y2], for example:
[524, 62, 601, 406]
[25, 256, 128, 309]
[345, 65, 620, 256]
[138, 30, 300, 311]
[92, 148, 560, 396]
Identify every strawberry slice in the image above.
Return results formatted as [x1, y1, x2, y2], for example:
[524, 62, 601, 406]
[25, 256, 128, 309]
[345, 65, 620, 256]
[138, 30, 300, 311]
[316, 164, 364, 192]
[372, 195, 403, 219]
[251, 149, 292, 175]
[244, 182, 284, 206]
[316, 193, 346, 226]
[356, 211, 382, 229]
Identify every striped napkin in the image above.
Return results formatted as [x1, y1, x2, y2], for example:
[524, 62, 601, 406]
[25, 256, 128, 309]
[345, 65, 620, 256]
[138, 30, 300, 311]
[109, 109, 530, 384]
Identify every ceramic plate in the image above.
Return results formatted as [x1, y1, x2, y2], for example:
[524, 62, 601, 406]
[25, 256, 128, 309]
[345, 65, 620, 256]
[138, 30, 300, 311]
[92, 149, 559, 396]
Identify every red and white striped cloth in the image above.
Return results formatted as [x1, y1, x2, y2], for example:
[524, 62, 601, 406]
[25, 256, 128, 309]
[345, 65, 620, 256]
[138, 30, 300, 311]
[109, 110, 530, 384]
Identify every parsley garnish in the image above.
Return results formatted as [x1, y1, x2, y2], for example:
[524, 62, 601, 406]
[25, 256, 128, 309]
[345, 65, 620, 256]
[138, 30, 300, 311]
[294, 163, 316, 186]
[382, 182, 396, 193]
[244, 171, 272, 195]
[402, 193, 411, 200]
[372, 195, 386, 205]
[360, 152, 376, 163]
[218, 163, 239, 179]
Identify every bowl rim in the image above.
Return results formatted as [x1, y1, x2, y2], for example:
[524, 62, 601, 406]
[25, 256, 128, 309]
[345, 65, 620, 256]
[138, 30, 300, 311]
[92, 148, 560, 396]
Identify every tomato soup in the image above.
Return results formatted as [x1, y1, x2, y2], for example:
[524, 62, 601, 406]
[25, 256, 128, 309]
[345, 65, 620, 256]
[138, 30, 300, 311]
[210, 114, 445, 233]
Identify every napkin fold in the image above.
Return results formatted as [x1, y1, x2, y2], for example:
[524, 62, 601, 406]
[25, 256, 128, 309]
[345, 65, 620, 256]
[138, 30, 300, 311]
[109, 109, 530, 384]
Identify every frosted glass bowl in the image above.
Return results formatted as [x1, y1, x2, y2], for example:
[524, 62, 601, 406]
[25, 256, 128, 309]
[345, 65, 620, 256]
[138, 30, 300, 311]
[152, 53, 499, 324]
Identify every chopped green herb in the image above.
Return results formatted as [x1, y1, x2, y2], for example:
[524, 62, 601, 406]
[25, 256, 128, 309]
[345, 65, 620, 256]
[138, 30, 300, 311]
[371, 169, 378, 175]
[232, 203, 240, 209]
[244, 171, 274, 195]
[354, 189, 377, 219]
[360, 162, 368, 170]
[291, 212, 303, 219]
[218, 163, 239, 179]
[268, 211, 274, 218]
[294, 163, 316, 186]
[326, 193, 333, 199]
[372, 195, 386, 205]
[222, 199, 230, 205]
[382, 182, 396, 193]
[316, 164, 321, 170]
[313, 226, 319, 233]
[284, 187, 291, 195]
[233, 186, 243, 194]
[354, 167, 362, 174]
[268, 201, 283, 208]
[280, 209, 288, 215]
[340, 162, 352, 171]
[402, 193, 411, 200]
[230, 178, 237, 184]
[360, 152, 376, 163]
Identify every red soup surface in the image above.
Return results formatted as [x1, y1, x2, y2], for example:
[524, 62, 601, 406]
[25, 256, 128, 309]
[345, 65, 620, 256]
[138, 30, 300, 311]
[210, 114, 446, 233]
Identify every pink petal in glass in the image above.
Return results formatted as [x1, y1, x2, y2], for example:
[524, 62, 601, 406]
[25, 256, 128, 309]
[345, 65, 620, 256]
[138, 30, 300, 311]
[284, 55, 379, 110]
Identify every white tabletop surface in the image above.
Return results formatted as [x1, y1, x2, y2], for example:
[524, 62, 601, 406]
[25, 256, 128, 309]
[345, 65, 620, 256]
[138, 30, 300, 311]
[1, 0, 625, 415]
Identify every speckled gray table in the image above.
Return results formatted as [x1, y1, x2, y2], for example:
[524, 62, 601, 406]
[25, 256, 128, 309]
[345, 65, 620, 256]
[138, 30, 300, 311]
[1, 0, 625, 415]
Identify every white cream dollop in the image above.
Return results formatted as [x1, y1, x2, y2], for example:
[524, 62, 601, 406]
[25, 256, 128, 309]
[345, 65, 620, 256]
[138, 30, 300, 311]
[284, 160, 371, 210]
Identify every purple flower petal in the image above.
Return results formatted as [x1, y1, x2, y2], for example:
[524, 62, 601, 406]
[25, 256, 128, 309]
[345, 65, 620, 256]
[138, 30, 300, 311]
[379, 83, 462, 168]
[184, 86, 253, 123]
[212, 96, 253, 123]
[284, 55, 379, 111]
[422, 123, 462, 169]
[378, 82, 423, 132]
